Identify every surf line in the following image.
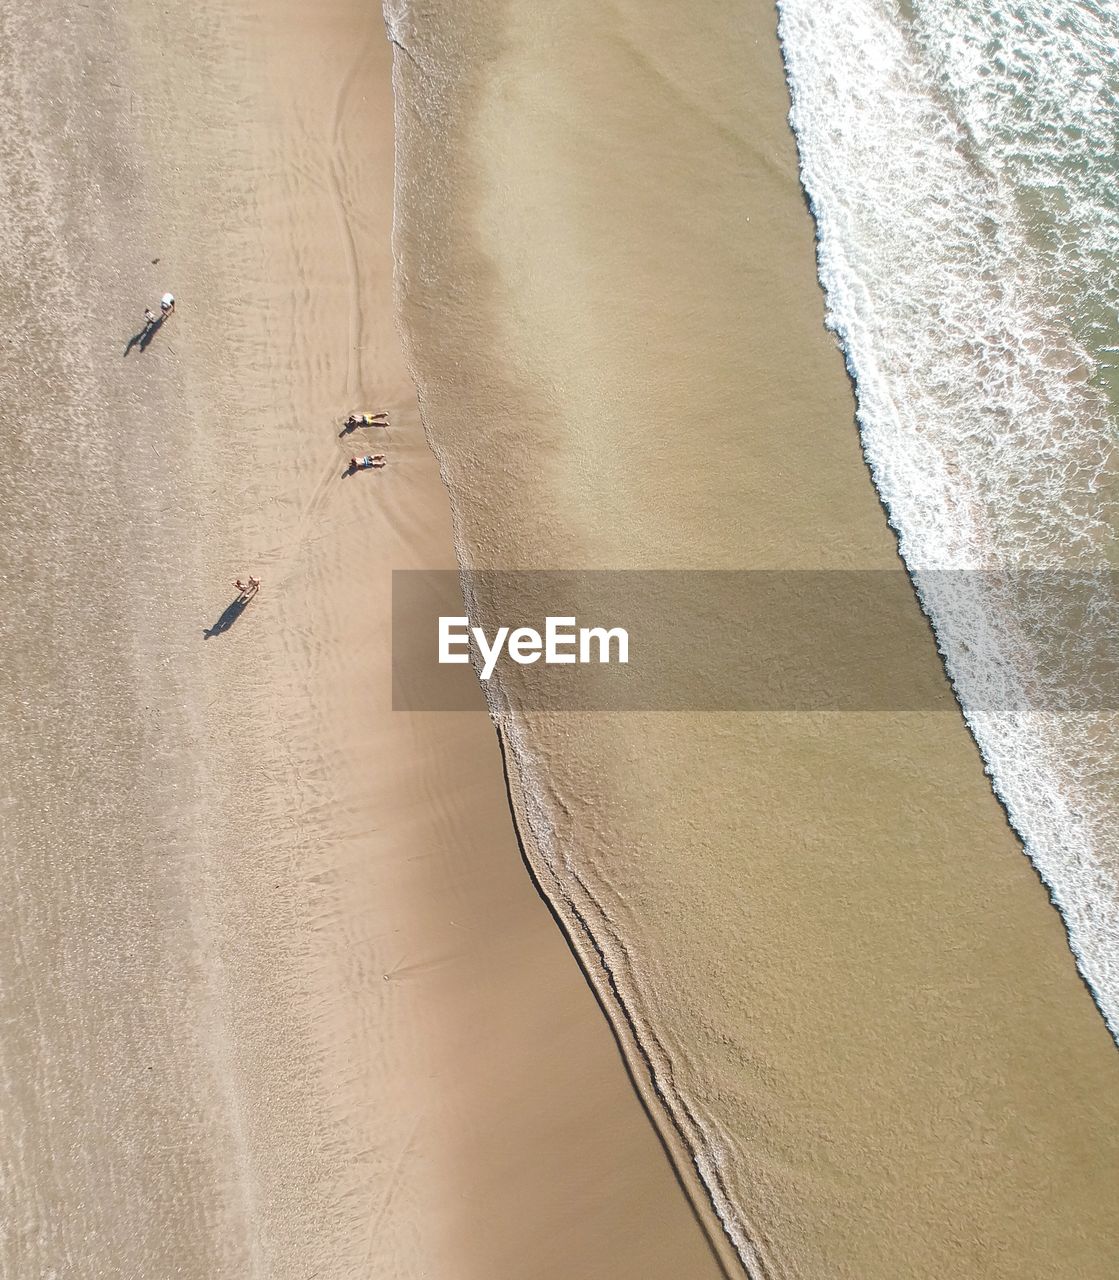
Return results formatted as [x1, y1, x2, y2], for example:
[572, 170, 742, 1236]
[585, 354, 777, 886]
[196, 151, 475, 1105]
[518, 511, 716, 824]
[439, 615, 630, 681]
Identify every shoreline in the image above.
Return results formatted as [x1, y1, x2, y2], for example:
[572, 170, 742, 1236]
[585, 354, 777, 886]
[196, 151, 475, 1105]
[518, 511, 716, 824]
[776, 0, 1119, 1049]
[493, 724, 743, 1278]
[389, 0, 1119, 1275]
[7, 0, 1119, 1275]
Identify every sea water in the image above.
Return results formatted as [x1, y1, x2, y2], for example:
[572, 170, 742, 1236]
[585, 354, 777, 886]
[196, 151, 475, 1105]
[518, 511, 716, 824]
[777, 0, 1119, 1034]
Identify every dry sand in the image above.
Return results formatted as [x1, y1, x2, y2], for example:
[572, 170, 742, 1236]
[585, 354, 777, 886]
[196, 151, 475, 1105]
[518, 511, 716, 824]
[389, 0, 1119, 1276]
[0, 0, 726, 1276]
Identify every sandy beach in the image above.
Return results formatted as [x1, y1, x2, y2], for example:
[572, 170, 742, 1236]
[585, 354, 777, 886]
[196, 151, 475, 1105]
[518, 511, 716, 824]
[0, 0, 727, 1276]
[389, 1, 1119, 1277]
[6, 0, 1118, 1276]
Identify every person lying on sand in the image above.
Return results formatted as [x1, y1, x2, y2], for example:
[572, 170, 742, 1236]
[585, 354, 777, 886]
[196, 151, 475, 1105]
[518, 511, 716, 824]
[344, 412, 388, 427]
[349, 454, 386, 471]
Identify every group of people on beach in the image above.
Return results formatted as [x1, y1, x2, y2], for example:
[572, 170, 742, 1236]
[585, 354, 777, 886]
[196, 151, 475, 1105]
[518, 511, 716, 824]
[227, 408, 391, 598]
[225, 409, 391, 601]
[345, 408, 390, 472]
[139, 289, 396, 610]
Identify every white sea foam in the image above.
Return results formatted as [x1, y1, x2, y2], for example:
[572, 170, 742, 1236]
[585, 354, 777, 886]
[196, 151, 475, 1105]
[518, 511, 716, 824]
[776, 0, 1119, 1036]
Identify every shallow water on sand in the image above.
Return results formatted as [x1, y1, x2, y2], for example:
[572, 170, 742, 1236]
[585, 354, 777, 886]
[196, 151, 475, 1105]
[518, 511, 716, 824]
[389, 0, 1119, 1275]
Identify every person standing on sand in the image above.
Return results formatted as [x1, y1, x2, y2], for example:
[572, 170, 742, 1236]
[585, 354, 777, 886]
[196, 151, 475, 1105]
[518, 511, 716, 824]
[160, 292, 175, 317]
[143, 307, 157, 328]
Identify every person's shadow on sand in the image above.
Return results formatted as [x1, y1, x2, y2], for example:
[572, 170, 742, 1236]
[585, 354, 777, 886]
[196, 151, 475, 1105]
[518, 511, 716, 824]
[203, 596, 248, 639]
[123, 314, 166, 357]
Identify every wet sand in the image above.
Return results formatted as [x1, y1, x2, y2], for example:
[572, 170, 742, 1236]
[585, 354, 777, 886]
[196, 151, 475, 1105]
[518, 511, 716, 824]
[389, 1, 1119, 1276]
[0, 0, 726, 1276]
